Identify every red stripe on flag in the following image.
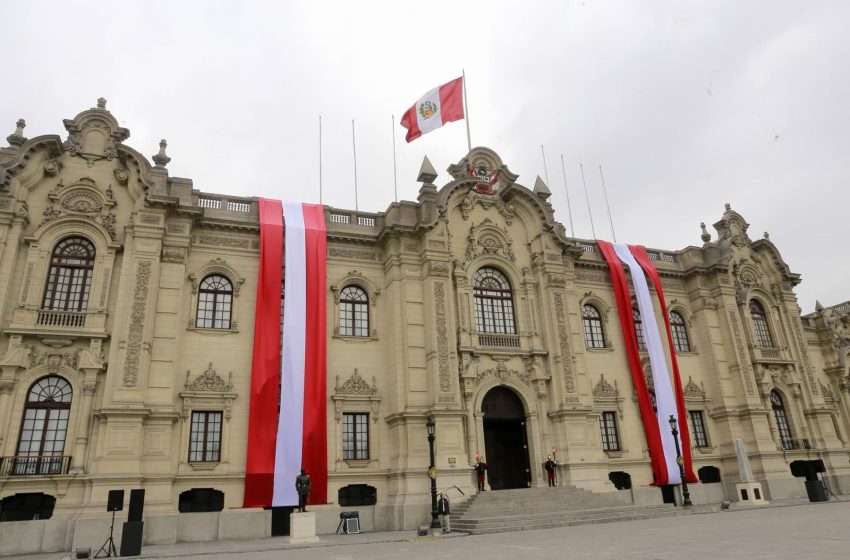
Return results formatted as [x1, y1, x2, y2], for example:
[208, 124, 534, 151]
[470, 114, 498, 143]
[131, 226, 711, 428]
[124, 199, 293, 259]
[629, 245, 698, 484]
[438, 77, 465, 125]
[301, 203, 328, 505]
[243, 198, 283, 507]
[400, 104, 421, 143]
[597, 240, 669, 485]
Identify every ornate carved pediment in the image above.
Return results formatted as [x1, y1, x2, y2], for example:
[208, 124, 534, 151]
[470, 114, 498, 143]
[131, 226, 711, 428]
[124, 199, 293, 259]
[683, 376, 706, 399]
[63, 99, 129, 162]
[466, 218, 515, 262]
[593, 374, 618, 398]
[475, 360, 530, 386]
[41, 177, 118, 239]
[335, 368, 377, 396]
[185, 363, 233, 392]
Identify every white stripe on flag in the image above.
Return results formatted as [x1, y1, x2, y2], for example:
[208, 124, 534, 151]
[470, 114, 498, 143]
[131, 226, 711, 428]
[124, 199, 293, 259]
[273, 202, 307, 506]
[415, 86, 443, 135]
[612, 243, 682, 484]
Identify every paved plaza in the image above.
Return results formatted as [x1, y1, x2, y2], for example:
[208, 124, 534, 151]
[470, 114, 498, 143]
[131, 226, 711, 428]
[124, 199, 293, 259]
[22, 499, 850, 560]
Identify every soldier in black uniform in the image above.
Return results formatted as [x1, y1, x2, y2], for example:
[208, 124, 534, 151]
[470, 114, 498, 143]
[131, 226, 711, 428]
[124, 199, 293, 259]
[295, 468, 311, 512]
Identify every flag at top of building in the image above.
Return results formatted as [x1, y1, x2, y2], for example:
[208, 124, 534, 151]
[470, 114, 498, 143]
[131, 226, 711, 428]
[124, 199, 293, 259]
[400, 77, 464, 142]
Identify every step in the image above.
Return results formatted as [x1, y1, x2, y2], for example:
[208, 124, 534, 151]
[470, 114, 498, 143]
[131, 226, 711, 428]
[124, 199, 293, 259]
[453, 504, 676, 525]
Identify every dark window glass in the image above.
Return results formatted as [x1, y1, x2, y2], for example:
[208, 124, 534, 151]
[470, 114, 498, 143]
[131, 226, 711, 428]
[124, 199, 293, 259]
[339, 286, 369, 337]
[689, 410, 709, 448]
[189, 411, 222, 462]
[15, 377, 72, 475]
[750, 300, 775, 348]
[670, 311, 691, 352]
[473, 268, 516, 334]
[342, 412, 369, 460]
[178, 488, 225, 513]
[599, 411, 620, 452]
[582, 305, 605, 348]
[771, 391, 794, 450]
[633, 308, 646, 351]
[196, 275, 233, 329]
[338, 484, 377, 506]
[42, 237, 95, 312]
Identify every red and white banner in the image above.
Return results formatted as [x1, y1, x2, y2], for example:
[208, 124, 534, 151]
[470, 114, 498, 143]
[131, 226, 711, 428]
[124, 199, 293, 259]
[400, 77, 464, 142]
[597, 240, 697, 486]
[244, 199, 327, 508]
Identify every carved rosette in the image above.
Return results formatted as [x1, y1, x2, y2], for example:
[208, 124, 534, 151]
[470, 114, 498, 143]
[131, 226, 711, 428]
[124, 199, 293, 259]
[0, 381, 16, 394]
[434, 282, 451, 393]
[552, 292, 576, 393]
[123, 261, 152, 387]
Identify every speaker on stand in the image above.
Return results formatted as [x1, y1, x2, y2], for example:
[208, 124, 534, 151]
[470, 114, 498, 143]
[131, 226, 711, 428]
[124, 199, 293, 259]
[95, 490, 123, 558]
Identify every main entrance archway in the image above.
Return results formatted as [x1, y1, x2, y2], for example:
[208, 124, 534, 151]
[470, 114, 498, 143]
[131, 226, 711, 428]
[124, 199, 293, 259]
[482, 386, 531, 490]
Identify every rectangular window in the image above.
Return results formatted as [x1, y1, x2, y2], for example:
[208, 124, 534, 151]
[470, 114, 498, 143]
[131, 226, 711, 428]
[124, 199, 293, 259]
[599, 411, 620, 452]
[689, 410, 709, 448]
[342, 412, 369, 460]
[189, 411, 222, 462]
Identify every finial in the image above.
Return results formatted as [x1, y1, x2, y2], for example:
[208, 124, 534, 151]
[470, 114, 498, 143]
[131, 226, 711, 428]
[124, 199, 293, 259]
[724, 203, 731, 212]
[6, 118, 27, 147]
[700, 222, 711, 243]
[97, 98, 107, 109]
[815, 300, 824, 312]
[763, 231, 770, 240]
[533, 175, 551, 199]
[417, 155, 438, 183]
[152, 139, 171, 168]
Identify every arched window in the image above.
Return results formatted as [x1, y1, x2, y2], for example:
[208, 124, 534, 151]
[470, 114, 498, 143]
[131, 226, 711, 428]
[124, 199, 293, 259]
[669, 311, 691, 352]
[750, 300, 774, 348]
[633, 308, 646, 351]
[42, 236, 95, 312]
[15, 377, 72, 475]
[771, 390, 795, 449]
[196, 275, 233, 329]
[582, 304, 605, 348]
[473, 267, 516, 334]
[339, 286, 369, 337]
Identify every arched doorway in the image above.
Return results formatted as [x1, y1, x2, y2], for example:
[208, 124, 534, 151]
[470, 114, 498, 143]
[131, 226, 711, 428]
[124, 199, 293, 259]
[482, 386, 530, 489]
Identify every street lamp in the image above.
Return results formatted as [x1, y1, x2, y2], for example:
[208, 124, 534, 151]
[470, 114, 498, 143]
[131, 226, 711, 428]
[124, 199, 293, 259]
[668, 414, 692, 506]
[426, 416, 441, 532]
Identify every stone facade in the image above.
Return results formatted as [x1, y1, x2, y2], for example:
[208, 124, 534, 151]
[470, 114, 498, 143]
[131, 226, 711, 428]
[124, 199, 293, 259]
[1, 102, 850, 551]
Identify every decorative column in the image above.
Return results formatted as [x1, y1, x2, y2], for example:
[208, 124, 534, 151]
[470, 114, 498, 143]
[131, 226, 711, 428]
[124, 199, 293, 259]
[71, 340, 104, 472]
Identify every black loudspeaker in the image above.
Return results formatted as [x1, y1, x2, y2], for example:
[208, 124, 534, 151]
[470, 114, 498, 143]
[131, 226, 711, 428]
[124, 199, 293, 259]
[106, 490, 124, 512]
[128, 489, 145, 522]
[812, 459, 826, 473]
[120, 521, 144, 556]
[789, 460, 808, 478]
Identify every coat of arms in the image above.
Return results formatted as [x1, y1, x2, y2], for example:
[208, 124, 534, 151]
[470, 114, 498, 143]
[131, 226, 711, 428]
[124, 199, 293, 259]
[469, 165, 500, 195]
[419, 101, 438, 120]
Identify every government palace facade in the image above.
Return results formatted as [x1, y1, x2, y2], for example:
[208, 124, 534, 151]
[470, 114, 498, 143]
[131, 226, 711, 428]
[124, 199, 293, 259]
[1, 101, 849, 552]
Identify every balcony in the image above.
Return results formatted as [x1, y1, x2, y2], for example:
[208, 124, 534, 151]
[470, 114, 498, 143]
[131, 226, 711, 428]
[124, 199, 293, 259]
[36, 309, 87, 328]
[7, 308, 107, 337]
[0, 455, 72, 476]
[781, 438, 812, 451]
[477, 333, 521, 349]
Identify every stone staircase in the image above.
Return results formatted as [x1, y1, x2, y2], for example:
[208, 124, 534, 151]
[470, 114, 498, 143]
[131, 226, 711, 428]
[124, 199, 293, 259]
[450, 486, 687, 535]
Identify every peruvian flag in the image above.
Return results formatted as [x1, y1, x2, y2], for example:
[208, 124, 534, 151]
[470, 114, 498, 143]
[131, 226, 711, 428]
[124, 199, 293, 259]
[243, 199, 328, 508]
[597, 240, 697, 486]
[400, 77, 464, 142]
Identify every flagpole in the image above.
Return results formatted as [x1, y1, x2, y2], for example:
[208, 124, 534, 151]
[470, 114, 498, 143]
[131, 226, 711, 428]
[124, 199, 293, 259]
[352, 119, 359, 213]
[462, 69, 472, 153]
[392, 114, 398, 203]
[599, 164, 617, 242]
[579, 162, 597, 239]
[541, 145, 550, 186]
[319, 115, 323, 205]
[560, 155, 575, 238]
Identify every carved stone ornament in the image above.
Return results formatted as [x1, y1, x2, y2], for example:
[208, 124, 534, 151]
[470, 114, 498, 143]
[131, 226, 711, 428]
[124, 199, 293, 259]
[552, 291, 576, 393]
[683, 376, 706, 399]
[434, 282, 452, 392]
[475, 360, 530, 386]
[335, 368, 377, 396]
[185, 363, 233, 392]
[30, 349, 78, 371]
[123, 261, 152, 387]
[466, 218, 515, 262]
[0, 381, 17, 394]
[42, 178, 118, 239]
[592, 374, 618, 398]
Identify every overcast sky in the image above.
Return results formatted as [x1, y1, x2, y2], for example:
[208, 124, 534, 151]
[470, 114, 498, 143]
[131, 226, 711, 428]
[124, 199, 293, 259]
[2, 1, 847, 312]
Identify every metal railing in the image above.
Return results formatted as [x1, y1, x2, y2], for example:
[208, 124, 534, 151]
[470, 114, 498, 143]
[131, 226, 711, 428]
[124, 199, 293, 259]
[478, 333, 521, 349]
[760, 347, 781, 359]
[780, 438, 812, 451]
[36, 309, 87, 328]
[0, 455, 72, 476]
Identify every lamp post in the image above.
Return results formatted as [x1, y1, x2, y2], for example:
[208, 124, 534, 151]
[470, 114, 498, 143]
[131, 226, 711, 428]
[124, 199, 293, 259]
[668, 414, 692, 506]
[426, 416, 441, 532]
